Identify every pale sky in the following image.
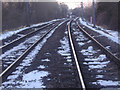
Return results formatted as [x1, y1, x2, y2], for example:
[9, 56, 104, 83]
[56, 0, 93, 9]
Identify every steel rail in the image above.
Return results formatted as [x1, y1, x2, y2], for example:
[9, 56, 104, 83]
[1, 19, 65, 53]
[1, 22, 54, 53]
[68, 21, 86, 90]
[76, 22, 120, 65]
[0, 20, 68, 82]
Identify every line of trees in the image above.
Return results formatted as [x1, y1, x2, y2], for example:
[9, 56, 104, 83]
[95, 2, 118, 30]
[71, 2, 118, 31]
[2, 2, 68, 31]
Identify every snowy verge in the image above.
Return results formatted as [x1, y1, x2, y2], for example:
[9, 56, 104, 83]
[79, 18, 120, 45]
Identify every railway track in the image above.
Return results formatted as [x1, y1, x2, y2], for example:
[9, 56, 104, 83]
[0, 18, 120, 89]
[69, 19, 120, 88]
[1, 20, 85, 88]
[0, 20, 68, 82]
[68, 21, 86, 89]
[1, 23, 47, 46]
[76, 22, 120, 65]
[1, 19, 65, 47]
[0, 19, 64, 53]
[77, 19, 120, 59]
[1, 21, 62, 71]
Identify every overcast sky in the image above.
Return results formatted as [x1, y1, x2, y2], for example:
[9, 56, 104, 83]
[56, 0, 93, 9]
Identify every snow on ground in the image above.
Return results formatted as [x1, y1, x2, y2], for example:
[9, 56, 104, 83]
[80, 46, 108, 70]
[72, 26, 91, 47]
[1, 21, 66, 88]
[41, 58, 50, 62]
[0, 27, 30, 41]
[58, 36, 71, 56]
[37, 65, 46, 69]
[57, 30, 72, 64]
[81, 46, 97, 56]
[79, 18, 120, 45]
[1, 20, 67, 68]
[1, 32, 45, 68]
[80, 46, 120, 86]
[92, 80, 120, 86]
[21, 70, 49, 88]
[72, 22, 120, 87]
[1, 35, 40, 59]
[0, 18, 65, 41]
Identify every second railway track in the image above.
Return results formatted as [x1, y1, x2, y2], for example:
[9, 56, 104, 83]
[1, 19, 65, 47]
[0, 19, 64, 53]
[0, 20, 68, 82]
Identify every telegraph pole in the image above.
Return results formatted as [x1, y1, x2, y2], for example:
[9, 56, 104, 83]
[26, 2, 30, 27]
[93, 0, 96, 27]
[81, 2, 84, 21]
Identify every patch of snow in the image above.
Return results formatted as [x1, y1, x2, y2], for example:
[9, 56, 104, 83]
[96, 75, 103, 78]
[16, 66, 23, 70]
[79, 18, 120, 45]
[83, 61, 110, 65]
[20, 70, 49, 88]
[87, 40, 92, 43]
[67, 59, 72, 62]
[106, 46, 111, 50]
[7, 75, 18, 80]
[98, 54, 107, 61]
[64, 31, 68, 34]
[92, 80, 120, 86]
[64, 63, 67, 65]
[84, 54, 107, 62]
[76, 36, 88, 42]
[2, 70, 50, 88]
[65, 56, 72, 59]
[41, 58, 50, 62]
[12, 70, 22, 75]
[47, 78, 51, 81]
[5, 62, 12, 64]
[37, 65, 45, 69]
[81, 46, 97, 56]
[89, 64, 106, 69]
[58, 37, 71, 56]
[0, 27, 30, 40]
[97, 70, 103, 73]
[88, 46, 93, 51]
[45, 53, 51, 57]
[73, 31, 79, 35]
[78, 42, 85, 46]
[17, 34, 24, 37]
[2, 80, 16, 85]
